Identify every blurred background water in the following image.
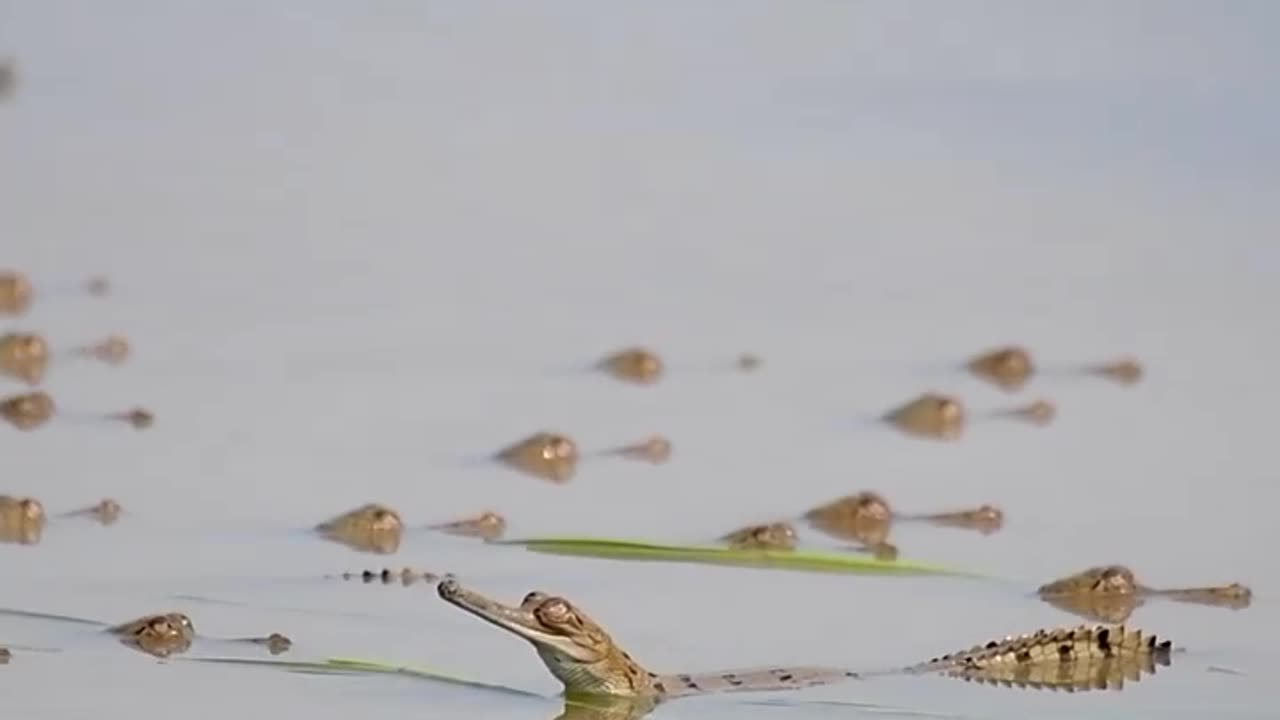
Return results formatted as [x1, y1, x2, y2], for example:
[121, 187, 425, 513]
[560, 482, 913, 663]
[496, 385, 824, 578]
[2, 2, 1278, 718]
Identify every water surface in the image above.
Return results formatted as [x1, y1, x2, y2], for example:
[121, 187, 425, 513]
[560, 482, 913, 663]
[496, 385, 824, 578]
[2, 2, 1278, 718]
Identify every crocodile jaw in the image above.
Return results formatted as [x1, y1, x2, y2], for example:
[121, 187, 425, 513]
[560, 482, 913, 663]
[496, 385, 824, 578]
[438, 579, 577, 653]
[437, 579, 656, 698]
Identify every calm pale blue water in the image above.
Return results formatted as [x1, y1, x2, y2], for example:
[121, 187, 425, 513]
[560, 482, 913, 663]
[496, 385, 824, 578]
[3, 2, 1278, 718]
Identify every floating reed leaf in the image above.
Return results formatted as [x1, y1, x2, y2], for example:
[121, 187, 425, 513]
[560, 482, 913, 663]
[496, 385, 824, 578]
[495, 537, 974, 577]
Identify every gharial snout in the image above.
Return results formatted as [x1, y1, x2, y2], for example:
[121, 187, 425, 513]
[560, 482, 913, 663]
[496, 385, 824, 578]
[437, 576, 463, 600]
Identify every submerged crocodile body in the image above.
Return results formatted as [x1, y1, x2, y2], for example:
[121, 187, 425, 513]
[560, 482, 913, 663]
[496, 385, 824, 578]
[437, 579, 1174, 704]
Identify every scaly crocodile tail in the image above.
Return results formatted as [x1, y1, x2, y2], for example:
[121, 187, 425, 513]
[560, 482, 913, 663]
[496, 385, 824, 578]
[882, 624, 1175, 691]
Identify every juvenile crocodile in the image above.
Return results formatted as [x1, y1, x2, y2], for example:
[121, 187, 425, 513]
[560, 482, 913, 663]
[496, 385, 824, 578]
[1037, 565, 1252, 622]
[61, 498, 123, 525]
[0, 332, 49, 385]
[0, 332, 129, 386]
[0, 495, 45, 545]
[719, 493, 1000, 559]
[315, 503, 404, 554]
[495, 432, 580, 483]
[596, 347, 663, 385]
[0, 391, 55, 430]
[437, 579, 1174, 703]
[3, 496, 128, 545]
[494, 431, 673, 483]
[427, 511, 507, 541]
[0, 390, 153, 432]
[717, 521, 897, 560]
[73, 334, 131, 365]
[883, 392, 1058, 440]
[0, 270, 33, 314]
[967, 345, 1144, 389]
[718, 521, 798, 551]
[0, 608, 291, 659]
[799, 491, 1000, 559]
[597, 435, 671, 465]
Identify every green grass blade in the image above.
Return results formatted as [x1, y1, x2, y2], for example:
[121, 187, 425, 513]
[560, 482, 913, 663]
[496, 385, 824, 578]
[181, 656, 541, 697]
[495, 537, 976, 576]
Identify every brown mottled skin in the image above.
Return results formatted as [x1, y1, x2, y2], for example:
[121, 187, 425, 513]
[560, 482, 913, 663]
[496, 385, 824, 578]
[884, 393, 964, 440]
[804, 492, 893, 545]
[438, 579, 1174, 701]
[0, 495, 45, 545]
[429, 511, 507, 540]
[1, 390, 55, 430]
[0, 271, 32, 315]
[496, 432, 579, 483]
[315, 503, 404, 554]
[718, 522, 797, 551]
[1038, 565, 1252, 623]
[597, 348, 663, 385]
[968, 346, 1035, 391]
[107, 613, 197, 658]
[0, 333, 49, 385]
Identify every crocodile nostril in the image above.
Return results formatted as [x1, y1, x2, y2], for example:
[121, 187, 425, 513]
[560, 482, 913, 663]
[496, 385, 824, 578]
[438, 578, 460, 598]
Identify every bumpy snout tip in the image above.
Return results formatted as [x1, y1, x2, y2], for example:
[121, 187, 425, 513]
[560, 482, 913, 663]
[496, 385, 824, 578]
[438, 577, 462, 600]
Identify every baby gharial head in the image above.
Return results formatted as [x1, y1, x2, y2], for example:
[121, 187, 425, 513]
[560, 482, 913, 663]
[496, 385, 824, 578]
[109, 612, 196, 658]
[314, 503, 403, 554]
[1038, 565, 1139, 597]
[518, 591, 613, 664]
[438, 579, 655, 696]
[0, 332, 49, 384]
[721, 521, 797, 550]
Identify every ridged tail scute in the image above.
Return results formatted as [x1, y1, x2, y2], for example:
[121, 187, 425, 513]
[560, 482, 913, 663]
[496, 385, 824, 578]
[907, 625, 1174, 692]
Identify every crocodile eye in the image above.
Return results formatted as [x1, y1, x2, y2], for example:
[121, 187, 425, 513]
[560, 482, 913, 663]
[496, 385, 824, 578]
[539, 599, 570, 620]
